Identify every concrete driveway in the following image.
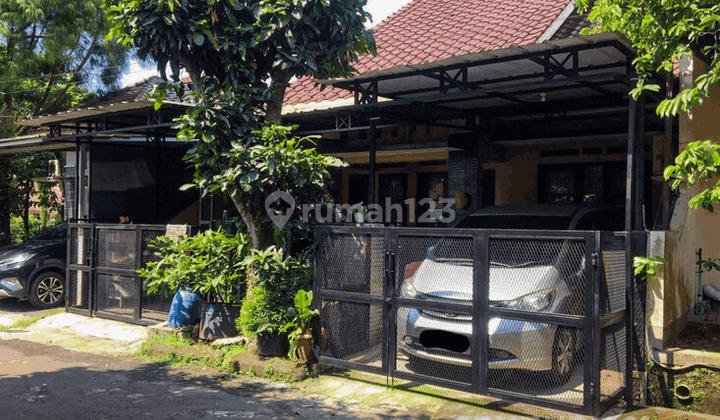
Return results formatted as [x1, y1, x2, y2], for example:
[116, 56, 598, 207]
[0, 298, 147, 356]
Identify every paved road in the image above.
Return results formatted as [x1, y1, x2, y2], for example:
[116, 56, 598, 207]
[2, 338, 403, 420]
[2, 339, 292, 420]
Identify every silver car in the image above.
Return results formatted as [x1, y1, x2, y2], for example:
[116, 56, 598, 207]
[397, 205, 623, 383]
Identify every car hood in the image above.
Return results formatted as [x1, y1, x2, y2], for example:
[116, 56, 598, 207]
[0, 241, 61, 262]
[410, 259, 563, 302]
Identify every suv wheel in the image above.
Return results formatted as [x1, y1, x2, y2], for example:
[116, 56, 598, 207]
[28, 272, 65, 309]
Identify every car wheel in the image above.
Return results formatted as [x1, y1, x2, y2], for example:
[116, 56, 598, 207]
[550, 326, 576, 385]
[28, 272, 65, 309]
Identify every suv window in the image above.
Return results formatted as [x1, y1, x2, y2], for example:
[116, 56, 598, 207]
[31, 223, 68, 241]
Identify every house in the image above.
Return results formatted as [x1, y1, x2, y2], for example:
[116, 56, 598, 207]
[1, 0, 717, 415]
[0, 76, 220, 325]
[279, 0, 720, 352]
[275, 0, 715, 415]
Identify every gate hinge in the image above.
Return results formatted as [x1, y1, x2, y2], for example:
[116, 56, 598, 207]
[591, 253, 598, 270]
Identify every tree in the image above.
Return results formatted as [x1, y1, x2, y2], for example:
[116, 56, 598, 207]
[7, 151, 64, 240]
[1, 0, 128, 129]
[578, 0, 720, 209]
[0, 0, 129, 245]
[106, 0, 375, 248]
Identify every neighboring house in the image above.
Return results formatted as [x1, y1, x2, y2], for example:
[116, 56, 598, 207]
[647, 56, 720, 358]
[0, 77, 217, 325]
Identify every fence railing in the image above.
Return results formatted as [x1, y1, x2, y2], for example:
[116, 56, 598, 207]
[314, 225, 636, 417]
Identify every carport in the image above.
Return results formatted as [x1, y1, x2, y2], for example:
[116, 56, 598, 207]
[1, 82, 202, 325]
[281, 32, 671, 417]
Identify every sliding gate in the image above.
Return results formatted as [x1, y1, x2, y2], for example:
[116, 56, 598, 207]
[314, 226, 630, 417]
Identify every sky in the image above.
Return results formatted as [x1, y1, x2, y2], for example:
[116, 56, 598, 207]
[121, 0, 414, 87]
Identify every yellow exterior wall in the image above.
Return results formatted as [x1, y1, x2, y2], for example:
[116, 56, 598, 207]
[654, 56, 720, 348]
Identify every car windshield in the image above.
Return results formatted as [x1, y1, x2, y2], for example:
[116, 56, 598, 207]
[431, 214, 576, 267]
[455, 215, 572, 230]
[30, 223, 67, 241]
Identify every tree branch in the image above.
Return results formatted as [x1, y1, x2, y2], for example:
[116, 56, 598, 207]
[32, 69, 60, 115]
[36, 35, 98, 117]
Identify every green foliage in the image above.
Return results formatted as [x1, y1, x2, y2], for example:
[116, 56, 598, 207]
[1, 0, 114, 244]
[0, 307, 64, 332]
[700, 258, 720, 272]
[634, 255, 668, 286]
[237, 247, 312, 338]
[105, 0, 372, 250]
[578, 0, 720, 117]
[105, 0, 375, 93]
[10, 214, 61, 243]
[578, 2, 720, 217]
[664, 140, 720, 212]
[242, 245, 312, 291]
[5, 151, 64, 236]
[280, 289, 319, 357]
[139, 229, 250, 304]
[236, 284, 292, 338]
[1, 0, 127, 130]
[177, 115, 345, 248]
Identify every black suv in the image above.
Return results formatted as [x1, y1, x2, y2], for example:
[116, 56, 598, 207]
[0, 223, 67, 309]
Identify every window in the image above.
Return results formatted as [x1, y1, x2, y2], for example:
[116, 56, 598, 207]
[538, 163, 626, 205]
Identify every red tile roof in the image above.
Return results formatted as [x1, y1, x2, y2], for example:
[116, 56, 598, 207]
[283, 0, 573, 109]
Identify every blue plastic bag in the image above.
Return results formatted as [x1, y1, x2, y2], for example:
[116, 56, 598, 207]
[167, 288, 201, 328]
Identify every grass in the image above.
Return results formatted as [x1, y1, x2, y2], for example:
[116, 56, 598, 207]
[135, 333, 307, 382]
[0, 307, 65, 331]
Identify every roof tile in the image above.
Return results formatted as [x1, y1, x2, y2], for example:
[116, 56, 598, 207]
[284, 0, 573, 108]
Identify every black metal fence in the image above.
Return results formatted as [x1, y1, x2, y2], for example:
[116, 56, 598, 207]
[313, 225, 633, 417]
[66, 223, 172, 325]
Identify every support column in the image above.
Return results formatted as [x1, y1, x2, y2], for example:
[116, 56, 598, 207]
[368, 117, 379, 206]
[624, 94, 646, 410]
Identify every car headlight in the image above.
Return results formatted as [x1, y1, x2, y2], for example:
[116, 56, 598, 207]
[504, 288, 556, 312]
[0, 253, 33, 271]
[400, 280, 418, 299]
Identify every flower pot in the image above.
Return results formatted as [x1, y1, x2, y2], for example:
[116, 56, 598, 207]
[257, 332, 289, 357]
[296, 332, 314, 363]
[199, 301, 241, 341]
[167, 288, 201, 328]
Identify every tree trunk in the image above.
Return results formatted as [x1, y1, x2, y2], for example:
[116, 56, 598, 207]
[0, 156, 11, 245]
[23, 190, 31, 239]
[229, 190, 260, 249]
[265, 69, 292, 123]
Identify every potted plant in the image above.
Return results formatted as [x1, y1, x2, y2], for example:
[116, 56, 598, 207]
[281, 289, 319, 362]
[139, 229, 250, 340]
[237, 246, 312, 356]
[236, 284, 291, 356]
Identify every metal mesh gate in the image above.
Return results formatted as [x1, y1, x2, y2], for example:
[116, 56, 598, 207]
[315, 229, 386, 373]
[314, 226, 632, 417]
[66, 223, 172, 325]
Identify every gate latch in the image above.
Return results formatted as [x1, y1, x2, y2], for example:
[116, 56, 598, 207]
[591, 253, 598, 269]
[385, 297, 393, 307]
